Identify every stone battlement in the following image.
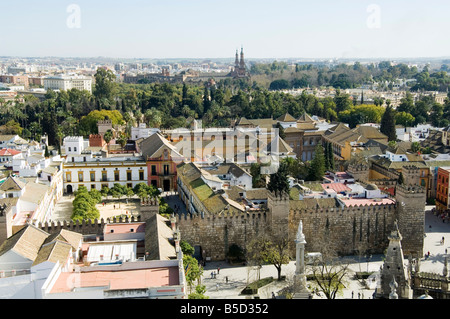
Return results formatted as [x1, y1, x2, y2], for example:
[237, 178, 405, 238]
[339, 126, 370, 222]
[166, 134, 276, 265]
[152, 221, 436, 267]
[348, 163, 369, 171]
[176, 209, 267, 221]
[64, 136, 83, 142]
[396, 184, 426, 194]
[97, 119, 112, 125]
[290, 202, 395, 215]
[37, 216, 142, 235]
[402, 165, 419, 171]
[140, 198, 159, 206]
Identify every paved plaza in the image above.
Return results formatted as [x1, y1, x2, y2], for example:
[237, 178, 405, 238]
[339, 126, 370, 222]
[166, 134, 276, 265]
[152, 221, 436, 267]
[51, 194, 141, 222]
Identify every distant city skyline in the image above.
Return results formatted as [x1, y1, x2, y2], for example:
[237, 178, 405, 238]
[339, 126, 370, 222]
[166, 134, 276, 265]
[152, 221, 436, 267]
[2, 0, 449, 60]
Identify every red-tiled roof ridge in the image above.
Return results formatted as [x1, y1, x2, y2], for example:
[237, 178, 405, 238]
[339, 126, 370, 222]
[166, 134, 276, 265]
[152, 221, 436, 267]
[0, 148, 21, 156]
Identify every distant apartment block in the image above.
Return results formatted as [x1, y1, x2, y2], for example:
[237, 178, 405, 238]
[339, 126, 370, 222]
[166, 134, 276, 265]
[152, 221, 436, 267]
[0, 75, 29, 88]
[44, 75, 92, 93]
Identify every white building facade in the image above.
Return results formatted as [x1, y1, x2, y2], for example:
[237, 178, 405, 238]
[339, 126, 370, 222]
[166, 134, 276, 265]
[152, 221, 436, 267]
[63, 159, 148, 193]
[130, 124, 160, 141]
[62, 136, 148, 193]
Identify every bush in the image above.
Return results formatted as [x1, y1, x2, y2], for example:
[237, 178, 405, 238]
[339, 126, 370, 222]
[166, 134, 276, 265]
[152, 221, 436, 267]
[159, 198, 174, 217]
[355, 272, 374, 280]
[269, 79, 291, 91]
[71, 186, 100, 222]
[188, 285, 209, 299]
[180, 240, 195, 256]
[241, 277, 274, 295]
[227, 244, 245, 262]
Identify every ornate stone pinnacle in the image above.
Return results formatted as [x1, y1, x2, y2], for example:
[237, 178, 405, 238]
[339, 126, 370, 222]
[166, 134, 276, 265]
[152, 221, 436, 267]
[295, 220, 306, 244]
[389, 276, 398, 299]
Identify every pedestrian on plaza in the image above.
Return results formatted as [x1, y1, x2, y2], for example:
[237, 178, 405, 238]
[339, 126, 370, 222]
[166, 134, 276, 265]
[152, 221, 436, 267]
[217, 267, 220, 274]
[358, 292, 360, 299]
[114, 204, 115, 209]
[351, 291, 354, 298]
[272, 292, 276, 299]
[442, 237, 445, 245]
[216, 283, 219, 291]
[211, 271, 213, 279]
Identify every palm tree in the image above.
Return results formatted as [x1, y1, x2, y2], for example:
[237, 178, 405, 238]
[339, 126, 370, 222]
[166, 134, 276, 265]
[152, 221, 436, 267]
[117, 132, 128, 148]
[103, 130, 113, 144]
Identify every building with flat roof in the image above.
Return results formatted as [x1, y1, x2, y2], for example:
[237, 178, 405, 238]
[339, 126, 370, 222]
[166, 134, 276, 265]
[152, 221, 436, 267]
[42, 258, 187, 299]
[44, 75, 92, 93]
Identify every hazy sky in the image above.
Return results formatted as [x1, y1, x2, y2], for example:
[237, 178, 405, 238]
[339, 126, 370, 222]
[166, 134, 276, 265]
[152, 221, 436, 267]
[2, 0, 449, 59]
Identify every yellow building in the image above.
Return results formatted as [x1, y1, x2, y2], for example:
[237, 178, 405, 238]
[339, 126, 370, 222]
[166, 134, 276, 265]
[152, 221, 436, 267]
[323, 124, 388, 161]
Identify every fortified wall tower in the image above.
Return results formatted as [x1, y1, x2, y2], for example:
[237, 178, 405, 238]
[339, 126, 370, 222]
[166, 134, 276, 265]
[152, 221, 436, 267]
[401, 165, 420, 187]
[97, 119, 113, 137]
[347, 163, 370, 183]
[175, 207, 269, 261]
[395, 184, 426, 257]
[267, 191, 290, 239]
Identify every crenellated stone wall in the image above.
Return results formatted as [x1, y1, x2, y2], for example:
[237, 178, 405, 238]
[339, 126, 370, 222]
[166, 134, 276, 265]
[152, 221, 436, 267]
[289, 204, 396, 256]
[176, 210, 269, 261]
[38, 216, 142, 236]
[347, 163, 370, 183]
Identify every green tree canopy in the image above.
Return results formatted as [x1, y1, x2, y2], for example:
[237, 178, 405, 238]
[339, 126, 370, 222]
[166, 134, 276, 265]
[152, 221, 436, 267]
[71, 186, 101, 222]
[267, 161, 290, 196]
[94, 68, 118, 108]
[307, 144, 326, 181]
[78, 109, 124, 136]
[380, 105, 397, 142]
[395, 111, 415, 127]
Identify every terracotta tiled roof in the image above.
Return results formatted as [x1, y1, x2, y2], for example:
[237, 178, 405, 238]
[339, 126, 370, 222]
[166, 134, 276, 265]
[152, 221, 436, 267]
[321, 183, 351, 193]
[0, 224, 50, 261]
[297, 112, 315, 123]
[277, 113, 297, 122]
[0, 148, 21, 156]
[32, 240, 72, 266]
[44, 229, 83, 250]
[0, 176, 27, 192]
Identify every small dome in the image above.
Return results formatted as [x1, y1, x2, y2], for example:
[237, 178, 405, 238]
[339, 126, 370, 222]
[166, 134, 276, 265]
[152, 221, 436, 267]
[366, 183, 379, 191]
